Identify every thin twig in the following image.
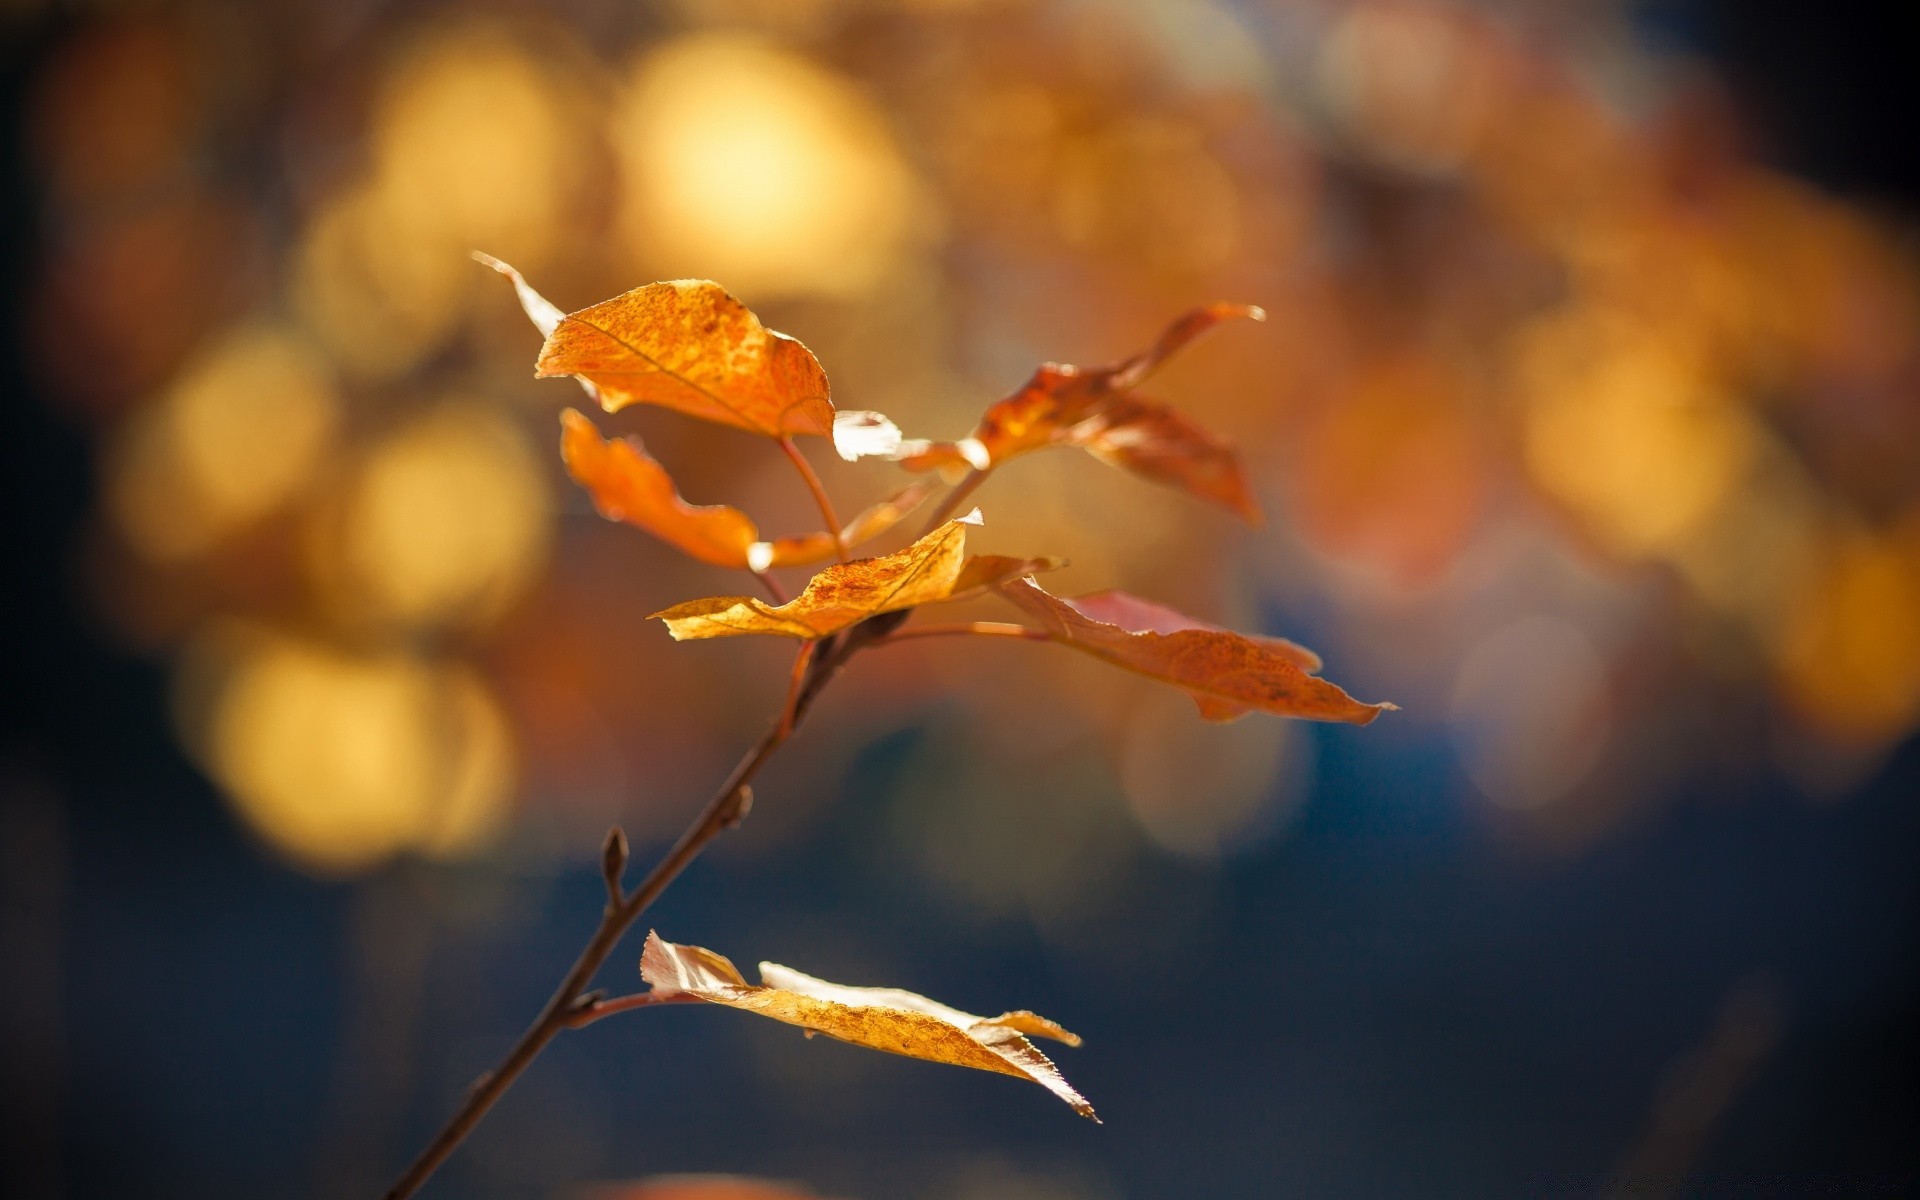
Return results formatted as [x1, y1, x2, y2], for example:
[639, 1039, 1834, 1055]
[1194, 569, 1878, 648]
[753, 569, 790, 605]
[562, 990, 703, 1029]
[917, 466, 991, 535]
[380, 636, 855, 1200]
[878, 621, 1050, 644]
[777, 438, 848, 561]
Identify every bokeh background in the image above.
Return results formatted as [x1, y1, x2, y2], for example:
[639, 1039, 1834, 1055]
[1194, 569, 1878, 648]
[4, 0, 1919, 1196]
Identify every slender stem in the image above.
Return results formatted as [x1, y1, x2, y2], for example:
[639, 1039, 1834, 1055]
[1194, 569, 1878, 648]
[381, 637, 852, 1200]
[918, 467, 991, 535]
[778, 438, 848, 561]
[754, 570, 789, 605]
[562, 990, 702, 1029]
[878, 621, 1049, 644]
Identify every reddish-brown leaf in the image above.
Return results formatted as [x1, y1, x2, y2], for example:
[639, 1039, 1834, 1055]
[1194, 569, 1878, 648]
[651, 515, 1055, 640]
[893, 303, 1264, 521]
[1066, 394, 1262, 524]
[534, 279, 834, 440]
[641, 932, 1096, 1119]
[993, 578, 1394, 724]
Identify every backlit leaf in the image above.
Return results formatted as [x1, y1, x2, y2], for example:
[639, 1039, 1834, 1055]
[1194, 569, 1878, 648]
[1066, 394, 1262, 524]
[764, 481, 937, 569]
[561, 409, 930, 570]
[651, 514, 1055, 640]
[894, 303, 1263, 521]
[560, 408, 760, 568]
[993, 577, 1394, 724]
[831, 410, 903, 462]
[641, 931, 1096, 1119]
[535, 279, 834, 440]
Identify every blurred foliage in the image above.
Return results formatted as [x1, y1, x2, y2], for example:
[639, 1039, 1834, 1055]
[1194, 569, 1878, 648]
[24, 0, 1920, 887]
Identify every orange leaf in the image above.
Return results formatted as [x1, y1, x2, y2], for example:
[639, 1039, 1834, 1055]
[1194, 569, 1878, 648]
[561, 408, 761, 568]
[562, 409, 931, 570]
[894, 303, 1263, 521]
[641, 932, 1096, 1120]
[651, 515, 1055, 640]
[1066, 394, 1262, 524]
[535, 279, 834, 440]
[993, 577, 1394, 724]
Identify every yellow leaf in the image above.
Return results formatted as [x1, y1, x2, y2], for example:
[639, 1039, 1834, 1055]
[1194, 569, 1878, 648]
[764, 481, 937, 569]
[536, 279, 834, 439]
[641, 932, 1096, 1120]
[994, 578, 1394, 724]
[651, 515, 1054, 640]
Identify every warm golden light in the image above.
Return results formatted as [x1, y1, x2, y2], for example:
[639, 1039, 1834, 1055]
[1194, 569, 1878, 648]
[107, 322, 340, 560]
[180, 623, 515, 875]
[1777, 528, 1920, 744]
[323, 403, 550, 630]
[613, 32, 929, 298]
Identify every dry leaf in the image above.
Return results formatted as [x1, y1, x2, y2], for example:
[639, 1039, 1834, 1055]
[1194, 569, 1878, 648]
[641, 932, 1096, 1119]
[894, 303, 1264, 521]
[651, 515, 1055, 640]
[994, 577, 1394, 724]
[831, 410, 903, 462]
[535, 279, 834, 440]
[561, 408, 762, 568]
[562, 409, 931, 570]
[475, 252, 565, 338]
[763, 481, 937, 569]
[1067, 394, 1262, 524]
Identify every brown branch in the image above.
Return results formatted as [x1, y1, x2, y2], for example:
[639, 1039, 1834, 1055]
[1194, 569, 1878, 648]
[561, 989, 704, 1030]
[380, 635, 856, 1200]
[753, 569, 790, 605]
[917, 466, 990, 535]
[777, 438, 848, 561]
[879, 620, 1050, 645]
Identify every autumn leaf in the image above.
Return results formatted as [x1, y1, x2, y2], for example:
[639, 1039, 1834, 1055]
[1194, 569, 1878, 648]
[763, 481, 938, 569]
[993, 577, 1394, 724]
[561, 409, 932, 570]
[831, 410, 903, 462]
[641, 931, 1096, 1120]
[531, 278, 834, 440]
[1065, 394, 1262, 524]
[561, 408, 761, 568]
[651, 514, 1057, 640]
[893, 303, 1264, 521]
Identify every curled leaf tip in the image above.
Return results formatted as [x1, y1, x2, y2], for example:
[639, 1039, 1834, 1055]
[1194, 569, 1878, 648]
[641, 932, 1096, 1119]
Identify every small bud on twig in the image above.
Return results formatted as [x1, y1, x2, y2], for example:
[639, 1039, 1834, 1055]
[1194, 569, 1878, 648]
[721, 785, 754, 829]
[601, 826, 629, 906]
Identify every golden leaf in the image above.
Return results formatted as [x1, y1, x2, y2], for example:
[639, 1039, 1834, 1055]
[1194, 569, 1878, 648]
[535, 279, 834, 439]
[640, 931, 1096, 1120]
[763, 481, 938, 569]
[994, 578, 1394, 724]
[651, 515, 1054, 640]
[894, 303, 1264, 522]
[561, 409, 931, 570]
